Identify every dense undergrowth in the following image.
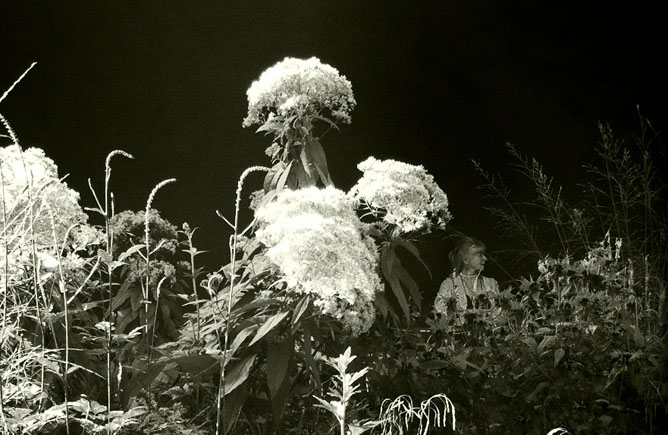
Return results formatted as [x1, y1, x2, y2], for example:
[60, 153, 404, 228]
[1, 60, 666, 435]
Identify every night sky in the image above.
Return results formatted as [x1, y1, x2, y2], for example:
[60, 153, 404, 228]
[1, 1, 666, 289]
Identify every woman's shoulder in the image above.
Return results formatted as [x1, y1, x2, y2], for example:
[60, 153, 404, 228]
[438, 275, 457, 292]
[482, 275, 499, 290]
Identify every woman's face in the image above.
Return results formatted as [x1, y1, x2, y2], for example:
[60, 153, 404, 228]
[464, 245, 487, 272]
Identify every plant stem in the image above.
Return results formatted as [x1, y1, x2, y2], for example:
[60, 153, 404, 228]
[216, 166, 268, 435]
[185, 228, 202, 405]
[101, 150, 133, 433]
[0, 149, 10, 433]
[144, 179, 176, 411]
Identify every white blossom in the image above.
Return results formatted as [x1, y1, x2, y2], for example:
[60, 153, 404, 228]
[1, 145, 88, 284]
[243, 57, 356, 128]
[255, 186, 381, 335]
[348, 157, 452, 234]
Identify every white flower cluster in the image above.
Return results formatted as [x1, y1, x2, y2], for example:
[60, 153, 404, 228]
[348, 157, 452, 234]
[1, 145, 89, 284]
[254, 186, 381, 335]
[242, 57, 356, 128]
[0, 144, 88, 245]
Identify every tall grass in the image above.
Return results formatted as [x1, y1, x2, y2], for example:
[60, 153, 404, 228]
[474, 115, 667, 334]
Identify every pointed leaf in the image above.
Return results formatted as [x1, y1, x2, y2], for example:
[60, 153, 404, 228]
[304, 137, 332, 186]
[229, 325, 258, 354]
[221, 383, 249, 434]
[118, 244, 146, 262]
[397, 239, 432, 278]
[266, 340, 292, 398]
[554, 348, 565, 368]
[171, 355, 219, 377]
[276, 160, 294, 191]
[248, 312, 288, 347]
[292, 295, 310, 330]
[299, 146, 312, 177]
[388, 276, 411, 324]
[302, 324, 321, 389]
[398, 266, 422, 306]
[223, 354, 256, 396]
[264, 162, 286, 192]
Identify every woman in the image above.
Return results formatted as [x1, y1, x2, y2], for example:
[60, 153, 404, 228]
[434, 236, 499, 314]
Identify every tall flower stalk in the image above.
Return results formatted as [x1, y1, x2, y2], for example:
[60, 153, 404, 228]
[143, 178, 176, 410]
[215, 166, 268, 435]
[88, 149, 133, 434]
[243, 57, 355, 192]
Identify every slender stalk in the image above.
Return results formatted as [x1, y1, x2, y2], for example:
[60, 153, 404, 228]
[10, 127, 48, 412]
[45, 205, 72, 435]
[95, 150, 132, 434]
[0, 62, 37, 104]
[0, 152, 10, 432]
[144, 178, 176, 410]
[184, 225, 202, 405]
[147, 277, 167, 387]
[215, 166, 268, 435]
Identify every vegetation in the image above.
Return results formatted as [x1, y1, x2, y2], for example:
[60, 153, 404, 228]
[1, 60, 666, 435]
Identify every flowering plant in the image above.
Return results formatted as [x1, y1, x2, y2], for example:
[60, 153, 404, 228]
[242, 56, 355, 129]
[0, 144, 88, 240]
[349, 157, 452, 234]
[1, 145, 89, 284]
[254, 186, 381, 335]
[243, 57, 355, 191]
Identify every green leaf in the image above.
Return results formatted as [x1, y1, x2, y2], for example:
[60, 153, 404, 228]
[111, 278, 133, 311]
[304, 137, 332, 186]
[171, 355, 219, 377]
[118, 244, 146, 262]
[526, 381, 550, 403]
[302, 324, 321, 390]
[223, 354, 256, 396]
[276, 160, 294, 191]
[266, 339, 292, 399]
[221, 383, 249, 434]
[122, 361, 168, 403]
[420, 360, 449, 370]
[266, 338, 294, 423]
[397, 239, 432, 278]
[291, 295, 310, 331]
[264, 162, 286, 192]
[554, 348, 565, 368]
[299, 146, 312, 177]
[248, 312, 288, 347]
[398, 266, 422, 307]
[229, 325, 258, 354]
[522, 337, 538, 354]
[388, 276, 411, 324]
[293, 158, 315, 188]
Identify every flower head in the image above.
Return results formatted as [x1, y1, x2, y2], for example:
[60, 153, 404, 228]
[243, 57, 356, 128]
[348, 157, 452, 234]
[0, 144, 88, 247]
[255, 186, 381, 335]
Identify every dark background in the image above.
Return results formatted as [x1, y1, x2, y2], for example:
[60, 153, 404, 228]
[1, 0, 665, 292]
